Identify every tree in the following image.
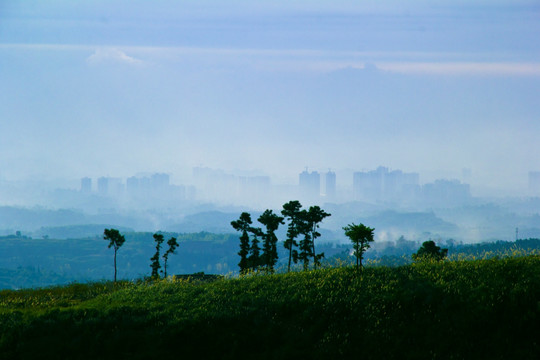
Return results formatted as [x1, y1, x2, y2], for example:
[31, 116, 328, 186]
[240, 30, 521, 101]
[258, 209, 284, 271]
[150, 233, 165, 279]
[305, 206, 331, 269]
[231, 212, 253, 274]
[103, 228, 126, 283]
[412, 240, 448, 261]
[248, 226, 263, 269]
[343, 223, 375, 270]
[296, 209, 313, 271]
[282, 200, 303, 272]
[162, 236, 179, 278]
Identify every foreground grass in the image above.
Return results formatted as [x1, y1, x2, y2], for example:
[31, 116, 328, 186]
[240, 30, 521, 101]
[1, 257, 539, 359]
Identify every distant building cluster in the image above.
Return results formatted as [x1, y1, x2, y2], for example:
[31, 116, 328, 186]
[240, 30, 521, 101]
[80, 173, 195, 205]
[193, 167, 272, 207]
[422, 179, 471, 206]
[298, 166, 471, 207]
[353, 166, 420, 203]
[298, 169, 336, 203]
[78, 166, 540, 209]
[188, 166, 474, 207]
[299, 169, 321, 200]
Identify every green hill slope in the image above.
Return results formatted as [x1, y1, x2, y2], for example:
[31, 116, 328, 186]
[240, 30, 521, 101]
[1, 257, 539, 359]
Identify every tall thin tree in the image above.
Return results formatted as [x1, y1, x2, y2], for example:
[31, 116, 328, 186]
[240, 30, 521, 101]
[150, 233, 165, 279]
[343, 223, 375, 270]
[162, 236, 179, 278]
[248, 226, 263, 270]
[258, 209, 284, 271]
[103, 228, 126, 283]
[297, 209, 313, 271]
[281, 200, 303, 272]
[306, 206, 331, 269]
[231, 212, 253, 275]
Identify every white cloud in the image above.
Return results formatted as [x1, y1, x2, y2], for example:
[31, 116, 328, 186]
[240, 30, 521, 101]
[3, 43, 539, 76]
[86, 48, 143, 66]
[377, 62, 540, 76]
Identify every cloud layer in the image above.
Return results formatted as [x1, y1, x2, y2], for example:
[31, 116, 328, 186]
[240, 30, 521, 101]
[86, 48, 143, 66]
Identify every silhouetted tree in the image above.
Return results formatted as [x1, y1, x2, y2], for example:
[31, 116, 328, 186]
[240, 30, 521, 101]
[162, 236, 179, 278]
[296, 209, 313, 271]
[150, 233, 165, 279]
[231, 212, 253, 274]
[412, 240, 448, 261]
[103, 228, 126, 283]
[343, 223, 375, 270]
[258, 209, 284, 271]
[282, 200, 303, 272]
[248, 226, 263, 269]
[305, 206, 331, 269]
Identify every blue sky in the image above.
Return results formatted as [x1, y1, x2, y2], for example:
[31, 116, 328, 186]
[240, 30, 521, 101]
[1, 1, 539, 195]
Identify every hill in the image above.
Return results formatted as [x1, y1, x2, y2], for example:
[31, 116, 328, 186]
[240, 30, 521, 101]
[1, 256, 539, 359]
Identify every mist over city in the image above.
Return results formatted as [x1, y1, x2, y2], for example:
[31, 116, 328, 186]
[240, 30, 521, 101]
[0, 0, 539, 275]
[0, 164, 539, 244]
[1, 0, 539, 246]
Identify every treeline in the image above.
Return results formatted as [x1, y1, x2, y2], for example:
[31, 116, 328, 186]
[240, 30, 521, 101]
[104, 229, 181, 282]
[448, 238, 540, 258]
[2, 223, 539, 289]
[231, 200, 380, 273]
[103, 200, 373, 280]
[0, 232, 243, 289]
[231, 201, 333, 274]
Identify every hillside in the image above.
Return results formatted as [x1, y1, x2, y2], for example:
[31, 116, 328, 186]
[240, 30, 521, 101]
[1, 257, 539, 359]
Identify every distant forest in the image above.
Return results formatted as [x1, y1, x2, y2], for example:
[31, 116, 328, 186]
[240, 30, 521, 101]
[0, 229, 538, 290]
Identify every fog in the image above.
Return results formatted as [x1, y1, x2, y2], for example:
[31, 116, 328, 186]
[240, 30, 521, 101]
[1, 1, 539, 242]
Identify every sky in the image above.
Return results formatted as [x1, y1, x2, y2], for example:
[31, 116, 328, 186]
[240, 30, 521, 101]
[1, 0, 539, 195]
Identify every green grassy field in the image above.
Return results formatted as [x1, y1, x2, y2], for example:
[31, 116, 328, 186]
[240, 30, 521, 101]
[1, 256, 539, 359]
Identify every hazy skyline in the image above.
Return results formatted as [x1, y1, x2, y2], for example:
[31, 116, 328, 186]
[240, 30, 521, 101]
[1, 1, 539, 197]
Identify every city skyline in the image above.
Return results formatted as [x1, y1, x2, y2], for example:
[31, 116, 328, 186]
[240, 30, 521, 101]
[71, 165, 528, 207]
[1, 1, 539, 199]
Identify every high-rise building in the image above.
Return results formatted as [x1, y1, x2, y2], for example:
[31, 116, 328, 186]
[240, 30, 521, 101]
[192, 167, 238, 202]
[126, 176, 140, 195]
[353, 167, 386, 201]
[353, 166, 419, 202]
[325, 170, 336, 199]
[151, 173, 170, 190]
[299, 169, 320, 200]
[422, 179, 470, 205]
[80, 177, 92, 193]
[97, 177, 109, 196]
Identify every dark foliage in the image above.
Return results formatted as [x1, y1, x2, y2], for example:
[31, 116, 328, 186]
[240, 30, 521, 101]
[162, 237, 179, 278]
[281, 200, 303, 272]
[304, 206, 331, 269]
[413, 240, 448, 261]
[103, 228, 125, 282]
[343, 223, 375, 270]
[231, 212, 253, 274]
[1, 257, 539, 359]
[258, 210, 284, 271]
[150, 233, 164, 278]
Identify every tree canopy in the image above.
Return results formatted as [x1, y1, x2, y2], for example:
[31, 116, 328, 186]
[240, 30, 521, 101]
[231, 212, 253, 274]
[343, 223, 375, 270]
[412, 240, 448, 261]
[103, 228, 125, 282]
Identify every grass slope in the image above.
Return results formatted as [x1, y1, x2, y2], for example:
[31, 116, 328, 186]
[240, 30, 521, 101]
[1, 257, 539, 359]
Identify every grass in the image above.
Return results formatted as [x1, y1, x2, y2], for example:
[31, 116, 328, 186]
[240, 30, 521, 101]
[1, 256, 539, 359]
